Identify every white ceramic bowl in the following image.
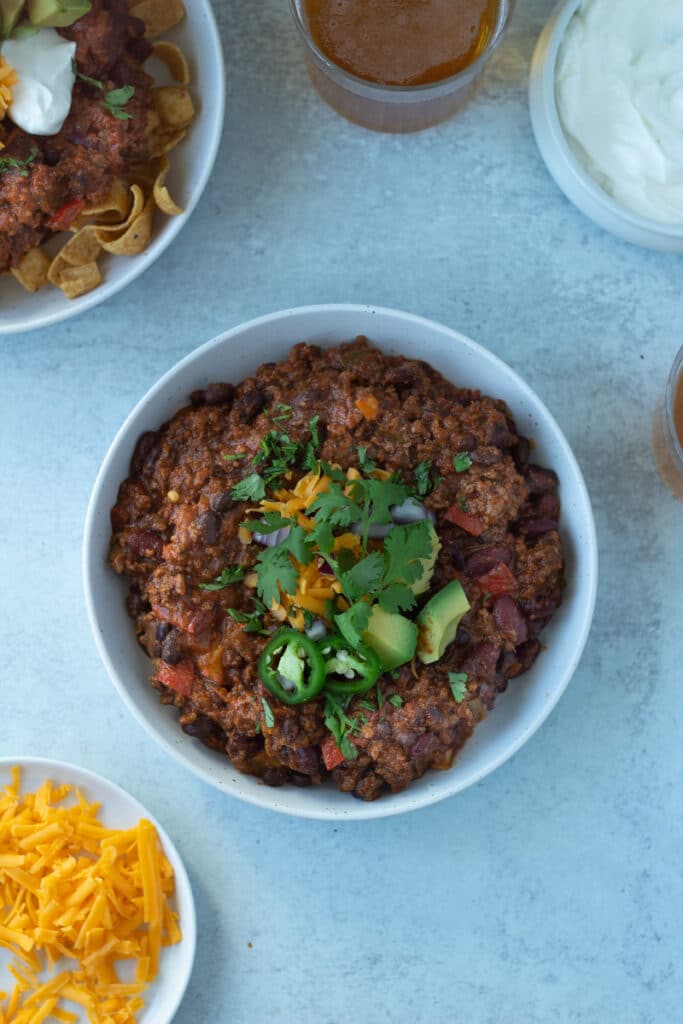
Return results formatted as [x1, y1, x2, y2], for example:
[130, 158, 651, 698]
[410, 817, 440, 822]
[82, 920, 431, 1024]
[0, 1, 225, 336]
[529, 0, 683, 253]
[0, 757, 196, 1024]
[83, 304, 598, 821]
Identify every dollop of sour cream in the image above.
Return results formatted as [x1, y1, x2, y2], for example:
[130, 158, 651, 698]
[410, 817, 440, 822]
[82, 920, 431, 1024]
[1, 29, 76, 136]
[556, 0, 683, 225]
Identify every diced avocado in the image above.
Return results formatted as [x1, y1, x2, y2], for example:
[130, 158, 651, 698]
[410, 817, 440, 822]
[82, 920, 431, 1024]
[417, 579, 470, 665]
[410, 521, 441, 596]
[361, 605, 417, 672]
[27, 0, 90, 28]
[0, 0, 25, 38]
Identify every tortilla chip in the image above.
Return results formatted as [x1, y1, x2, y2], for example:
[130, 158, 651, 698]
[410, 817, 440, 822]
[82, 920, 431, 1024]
[93, 185, 146, 240]
[98, 196, 155, 255]
[153, 155, 183, 216]
[56, 262, 102, 300]
[78, 178, 130, 223]
[153, 86, 194, 129]
[148, 127, 186, 159]
[130, 0, 185, 38]
[152, 41, 190, 84]
[56, 227, 102, 266]
[11, 247, 50, 292]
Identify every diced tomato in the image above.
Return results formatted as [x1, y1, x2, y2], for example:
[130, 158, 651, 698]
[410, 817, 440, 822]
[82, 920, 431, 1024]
[444, 505, 486, 536]
[158, 659, 194, 697]
[197, 644, 224, 685]
[355, 394, 379, 420]
[321, 735, 345, 771]
[47, 198, 85, 232]
[477, 562, 518, 596]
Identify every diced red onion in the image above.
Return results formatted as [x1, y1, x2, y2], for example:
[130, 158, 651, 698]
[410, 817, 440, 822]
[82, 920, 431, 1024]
[252, 526, 291, 547]
[350, 522, 393, 539]
[390, 497, 429, 524]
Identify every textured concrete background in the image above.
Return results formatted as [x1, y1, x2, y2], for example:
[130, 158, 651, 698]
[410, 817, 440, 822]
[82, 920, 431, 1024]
[2, 1, 682, 1021]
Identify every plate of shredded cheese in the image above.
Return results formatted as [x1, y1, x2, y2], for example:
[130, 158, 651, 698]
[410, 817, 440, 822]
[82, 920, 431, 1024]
[0, 759, 196, 1024]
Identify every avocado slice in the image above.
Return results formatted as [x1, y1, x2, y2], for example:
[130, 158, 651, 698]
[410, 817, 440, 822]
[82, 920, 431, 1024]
[361, 605, 417, 672]
[410, 521, 441, 596]
[27, 0, 90, 28]
[417, 579, 471, 665]
[0, 0, 25, 38]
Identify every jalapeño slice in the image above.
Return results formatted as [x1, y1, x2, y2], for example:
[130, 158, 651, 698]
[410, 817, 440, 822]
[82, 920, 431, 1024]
[258, 629, 326, 705]
[320, 634, 381, 696]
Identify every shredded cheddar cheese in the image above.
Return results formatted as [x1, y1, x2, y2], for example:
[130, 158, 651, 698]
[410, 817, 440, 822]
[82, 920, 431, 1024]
[0, 769, 181, 1024]
[0, 59, 17, 122]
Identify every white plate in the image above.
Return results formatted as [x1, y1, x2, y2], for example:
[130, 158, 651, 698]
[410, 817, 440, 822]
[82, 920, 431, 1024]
[0, 1, 225, 335]
[83, 304, 598, 821]
[0, 757, 196, 1024]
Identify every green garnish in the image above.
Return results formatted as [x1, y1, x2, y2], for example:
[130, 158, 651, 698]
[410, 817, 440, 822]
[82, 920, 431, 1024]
[224, 452, 248, 461]
[0, 147, 38, 178]
[254, 524, 313, 607]
[261, 696, 275, 729]
[357, 446, 377, 473]
[72, 60, 104, 90]
[101, 85, 135, 120]
[231, 473, 266, 502]
[448, 672, 468, 703]
[413, 460, 443, 498]
[388, 694, 404, 708]
[268, 402, 293, 424]
[453, 452, 473, 473]
[227, 597, 269, 635]
[240, 511, 290, 534]
[199, 566, 245, 591]
[323, 692, 361, 761]
[458, 495, 469, 513]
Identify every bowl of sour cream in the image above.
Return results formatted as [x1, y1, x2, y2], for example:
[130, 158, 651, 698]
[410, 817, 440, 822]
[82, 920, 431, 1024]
[529, 0, 683, 252]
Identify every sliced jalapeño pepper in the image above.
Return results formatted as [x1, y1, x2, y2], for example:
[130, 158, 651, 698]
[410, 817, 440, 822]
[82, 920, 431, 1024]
[258, 628, 326, 705]
[319, 635, 381, 696]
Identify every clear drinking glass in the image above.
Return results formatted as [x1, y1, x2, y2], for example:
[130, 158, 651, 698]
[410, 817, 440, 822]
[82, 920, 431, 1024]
[653, 345, 683, 501]
[289, 0, 517, 133]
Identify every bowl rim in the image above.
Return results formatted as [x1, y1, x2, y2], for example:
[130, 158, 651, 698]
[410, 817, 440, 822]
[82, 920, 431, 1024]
[83, 303, 598, 821]
[529, 0, 683, 244]
[0, 755, 197, 1023]
[0, 0, 226, 337]
[287, 0, 514, 99]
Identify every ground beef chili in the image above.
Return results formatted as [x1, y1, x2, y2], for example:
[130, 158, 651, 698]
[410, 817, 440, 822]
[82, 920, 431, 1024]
[0, 0, 153, 273]
[109, 338, 565, 801]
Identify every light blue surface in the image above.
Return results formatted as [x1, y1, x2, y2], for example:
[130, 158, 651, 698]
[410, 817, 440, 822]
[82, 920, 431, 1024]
[1, 1, 682, 1022]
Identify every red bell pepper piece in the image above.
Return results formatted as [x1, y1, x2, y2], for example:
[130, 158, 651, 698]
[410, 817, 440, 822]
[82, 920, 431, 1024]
[444, 504, 486, 537]
[477, 562, 518, 596]
[321, 735, 345, 771]
[47, 197, 85, 232]
[158, 659, 194, 697]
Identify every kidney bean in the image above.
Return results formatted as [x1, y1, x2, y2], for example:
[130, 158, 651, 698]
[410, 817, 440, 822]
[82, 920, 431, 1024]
[289, 772, 313, 788]
[385, 364, 417, 391]
[161, 630, 182, 665]
[190, 382, 235, 408]
[262, 767, 287, 787]
[455, 624, 470, 646]
[198, 509, 220, 545]
[514, 436, 531, 468]
[516, 639, 542, 671]
[291, 745, 321, 776]
[465, 545, 512, 578]
[487, 419, 516, 447]
[234, 386, 265, 424]
[518, 518, 558, 538]
[445, 539, 466, 571]
[130, 431, 160, 477]
[409, 733, 437, 761]
[520, 597, 557, 621]
[461, 640, 501, 680]
[493, 596, 528, 644]
[536, 493, 560, 520]
[525, 464, 559, 494]
[126, 528, 162, 560]
[126, 587, 150, 618]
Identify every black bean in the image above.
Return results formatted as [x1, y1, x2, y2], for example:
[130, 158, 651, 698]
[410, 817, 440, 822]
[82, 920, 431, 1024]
[516, 639, 542, 671]
[454, 624, 471, 646]
[181, 715, 222, 742]
[130, 431, 160, 477]
[126, 587, 150, 618]
[161, 631, 182, 665]
[190, 382, 235, 408]
[514, 436, 531, 468]
[445, 539, 466, 571]
[210, 490, 236, 515]
[234, 386, 265, 424]
[289, 772, 313, 787]
[156, 622, 172, 642]
[262, 767, 287, 787]
[291, 746, 321, 776]
[487, 419, 515, 448]
[197, 509, 220, 545]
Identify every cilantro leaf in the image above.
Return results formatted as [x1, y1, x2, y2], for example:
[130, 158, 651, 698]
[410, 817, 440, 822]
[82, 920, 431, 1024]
[101, 84, 135, 120]
[254, 546, 298, 607]
[285, 524, 315, 565]
[0, 147, 38, 178]
[261, 696, 275, 728]
[458, 495, 469, 512]
[339, 552, 386, 602]
[334, 601, 371, 647]
[73, 60, 104, 90]
[308, 483, 362, 529]
[240, 511, 290, 534]
[231, 473, 266, 502]
[357, 446, 377, 473]
[377, 583, 416, 614]
[224, 452, 247, 461]
[388, 694, 404, 707]
[355, 478, 409, 528]
[448, 672, 469, 703]
[382, 520, 434, 589]
[323, 692, 360, 761]
[453, 451, 473, 473]
[227, 597, 268, 635]
[199, 565, 244, 591]
[413, 460, 443, 497]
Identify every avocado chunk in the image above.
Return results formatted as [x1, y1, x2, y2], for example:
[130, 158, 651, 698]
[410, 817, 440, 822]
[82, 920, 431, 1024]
[27, 0, 90, 28]
[417, 579, 470, 664]
[410, 521, 441, 596]
[0, 0, 25, 38]
[361, 605, 417, 672]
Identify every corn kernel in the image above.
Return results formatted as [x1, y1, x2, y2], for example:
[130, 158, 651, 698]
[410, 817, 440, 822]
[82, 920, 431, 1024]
[166, 490, 180, 503]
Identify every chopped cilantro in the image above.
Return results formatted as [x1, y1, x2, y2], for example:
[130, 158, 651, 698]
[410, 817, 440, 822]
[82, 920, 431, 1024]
[357, 446, 378, 473]
[268, 402, 293, 424]
[224, 452, 248, 461]
[453, 452, 473, 473]
[334, 601, 371, 648]
[323, 692, 360, 761]
[227, 598, 268, 635]
[0, 147, 38, 178]
[199, 565, 245, 591]
[254, 524, 313, 607]
[339, 552, 386, 602]
[231, 473, 266, 502]
[261, 697, 275, 729]
[448, 672, 469, 703]
[240, 511, 290, 534]
[458, 495, 469, 513]
[358, 699, 376, 713]
[101, 84, 135, 120]
[413, 460, 443, 498]
[72, 60, 104, 91]
[388, 694, 404, 708]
